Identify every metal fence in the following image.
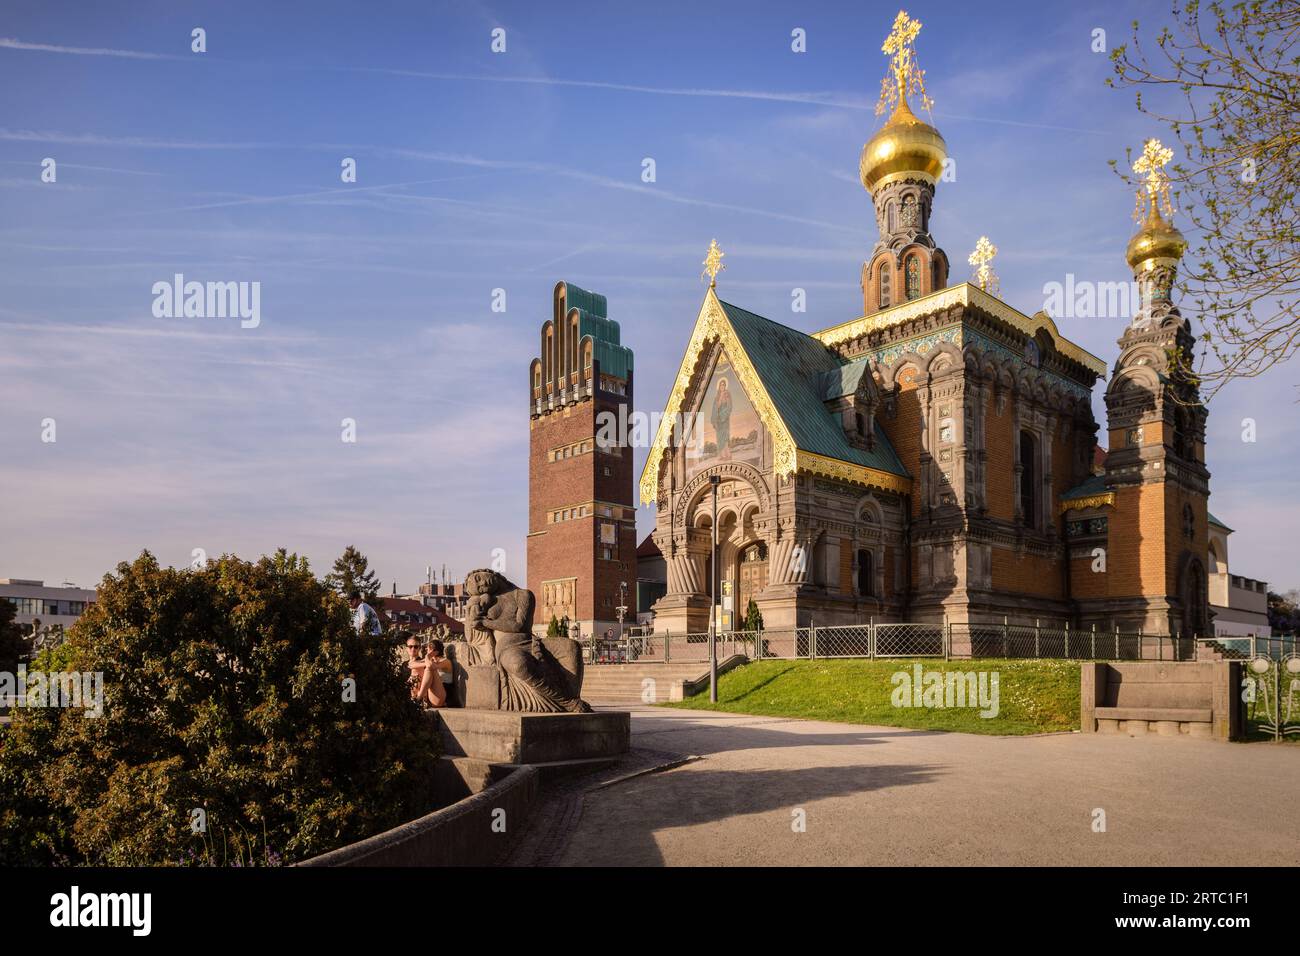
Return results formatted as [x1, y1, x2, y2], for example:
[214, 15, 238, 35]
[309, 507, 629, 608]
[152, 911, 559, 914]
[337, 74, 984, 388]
[586, 620, 1199, 664]
[1198, 635, 1298, 661]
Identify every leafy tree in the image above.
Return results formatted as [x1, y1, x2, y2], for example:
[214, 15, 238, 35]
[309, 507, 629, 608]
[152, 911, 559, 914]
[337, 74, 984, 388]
[1108, 1, 1300, 398]
[1268, 589, 1300, 635]
[0, 598, 27, 674]
[0, 549, 437, 866]
[743, 599, 764, 633]
[546, 615, 562, 638]
[324, 545, 382, 604]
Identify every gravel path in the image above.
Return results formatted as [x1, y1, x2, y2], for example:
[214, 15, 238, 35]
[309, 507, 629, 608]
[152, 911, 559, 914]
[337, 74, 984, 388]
[549, 705, 1300, 866]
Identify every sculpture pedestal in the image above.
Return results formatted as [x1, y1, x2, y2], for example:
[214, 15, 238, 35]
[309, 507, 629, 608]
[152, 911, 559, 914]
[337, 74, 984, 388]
[432, 709, 631, 777]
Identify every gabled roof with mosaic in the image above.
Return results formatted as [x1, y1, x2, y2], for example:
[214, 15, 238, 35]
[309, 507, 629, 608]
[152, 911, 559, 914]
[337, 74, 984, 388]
[639, 288, 911, 505]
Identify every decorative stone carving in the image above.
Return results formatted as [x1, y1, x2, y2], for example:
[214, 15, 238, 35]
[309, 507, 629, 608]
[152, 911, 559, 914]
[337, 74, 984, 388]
[450, 569, 590, 714]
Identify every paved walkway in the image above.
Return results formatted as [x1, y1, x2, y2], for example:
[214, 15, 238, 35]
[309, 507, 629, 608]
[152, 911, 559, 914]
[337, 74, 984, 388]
[548, 705, 1300, 866]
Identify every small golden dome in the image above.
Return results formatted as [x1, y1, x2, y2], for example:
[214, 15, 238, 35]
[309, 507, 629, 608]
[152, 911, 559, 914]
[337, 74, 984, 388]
[1125, 208, 1187, 271]
[860, 97, 947, 193]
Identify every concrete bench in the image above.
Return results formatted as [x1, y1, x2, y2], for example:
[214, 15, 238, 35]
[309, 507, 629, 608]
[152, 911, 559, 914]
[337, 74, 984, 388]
[1082, 662, 1243, 741]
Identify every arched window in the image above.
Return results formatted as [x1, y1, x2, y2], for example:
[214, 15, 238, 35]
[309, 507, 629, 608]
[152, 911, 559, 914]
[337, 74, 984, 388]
[905, 256, 921, 300]
[1019, 430, 1039, 529]
[813, 536, 829, 588]
[901, 195, 918, 229]
[856, 549, 874, 597]
[879, 265, 891, 309]
[1183, 504, 1195, 541]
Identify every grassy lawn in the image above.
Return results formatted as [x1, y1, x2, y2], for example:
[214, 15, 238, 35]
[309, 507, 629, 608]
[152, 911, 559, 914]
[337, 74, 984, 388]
[662, 658, 1081, 735]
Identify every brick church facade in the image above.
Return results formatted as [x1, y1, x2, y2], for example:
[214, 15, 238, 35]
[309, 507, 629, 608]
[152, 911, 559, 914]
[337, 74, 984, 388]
[637, 17, 1213, 640]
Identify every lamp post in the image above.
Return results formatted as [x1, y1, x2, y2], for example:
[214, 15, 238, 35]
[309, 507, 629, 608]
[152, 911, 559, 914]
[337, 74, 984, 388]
[709, 474, 720, 702]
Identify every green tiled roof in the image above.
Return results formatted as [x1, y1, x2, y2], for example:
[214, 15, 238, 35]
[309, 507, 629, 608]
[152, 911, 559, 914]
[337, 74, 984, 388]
[1062, 474, 1107, 500]
[718, 300, 909, 480]
[820, 357, 872, 401]
[1207, 511, 1232, 532]
[563, 281, 633, 379]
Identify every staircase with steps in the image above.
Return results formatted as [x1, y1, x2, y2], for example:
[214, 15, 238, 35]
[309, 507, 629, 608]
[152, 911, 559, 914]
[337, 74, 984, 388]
[581, 658, 747, 703]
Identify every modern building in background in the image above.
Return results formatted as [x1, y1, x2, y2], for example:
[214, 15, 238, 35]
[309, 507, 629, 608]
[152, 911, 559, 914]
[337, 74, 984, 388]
[527, 281, 638, 638]
[1206, 515, 1271, 638]
[1, 578, 97, 630]
[635, 535, 667, 626]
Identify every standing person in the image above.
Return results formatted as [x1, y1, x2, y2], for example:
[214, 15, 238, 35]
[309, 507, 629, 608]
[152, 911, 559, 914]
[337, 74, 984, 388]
[349, 589, 382, 637]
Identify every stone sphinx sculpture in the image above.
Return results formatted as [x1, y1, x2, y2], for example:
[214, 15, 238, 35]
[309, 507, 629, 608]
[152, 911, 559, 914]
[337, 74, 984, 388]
[447, 569, 590, 713]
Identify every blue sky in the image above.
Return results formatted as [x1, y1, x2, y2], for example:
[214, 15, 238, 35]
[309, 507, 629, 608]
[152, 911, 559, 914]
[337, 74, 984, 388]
[1, 0, 1295, 595]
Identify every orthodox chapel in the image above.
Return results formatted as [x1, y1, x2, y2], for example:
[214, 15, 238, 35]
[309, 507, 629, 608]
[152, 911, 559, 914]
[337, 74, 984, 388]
[631, 11, 1213, 639]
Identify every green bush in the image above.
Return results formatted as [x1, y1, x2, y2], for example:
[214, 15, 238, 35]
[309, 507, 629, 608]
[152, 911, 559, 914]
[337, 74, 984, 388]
[0, 549, 439, 866]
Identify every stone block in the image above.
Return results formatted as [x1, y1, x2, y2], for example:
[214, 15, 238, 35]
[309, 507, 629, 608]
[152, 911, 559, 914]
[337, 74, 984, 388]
[1097, 718, 1120, 734]
[1155, 720, 1180, 737]
[1124, 719, 1149, 736]
[433, 708, 630, 765]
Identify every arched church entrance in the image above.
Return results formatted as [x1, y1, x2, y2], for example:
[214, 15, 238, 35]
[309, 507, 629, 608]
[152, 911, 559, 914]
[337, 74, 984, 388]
[737, 541, 768, 626]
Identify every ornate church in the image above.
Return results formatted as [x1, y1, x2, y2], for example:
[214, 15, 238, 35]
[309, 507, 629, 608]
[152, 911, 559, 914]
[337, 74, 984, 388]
[637, 11, 1213, 639]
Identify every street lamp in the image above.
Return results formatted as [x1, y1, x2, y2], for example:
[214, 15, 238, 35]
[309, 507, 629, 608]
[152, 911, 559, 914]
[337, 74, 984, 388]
[709, 474, 720, 703]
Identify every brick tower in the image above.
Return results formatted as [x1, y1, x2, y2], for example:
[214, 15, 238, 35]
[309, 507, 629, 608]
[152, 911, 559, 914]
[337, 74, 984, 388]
[527, 282, 637, 638]
[1101, 140, 1211, 637]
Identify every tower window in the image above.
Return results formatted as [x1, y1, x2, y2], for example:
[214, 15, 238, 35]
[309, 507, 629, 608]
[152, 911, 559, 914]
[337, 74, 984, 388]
[1019, 430, 1039, 529]
[905, 256, 921, 300]
[1183, 504, 1195, 541]
[879, 265, 891, 309]
[901, 195, 918, 229]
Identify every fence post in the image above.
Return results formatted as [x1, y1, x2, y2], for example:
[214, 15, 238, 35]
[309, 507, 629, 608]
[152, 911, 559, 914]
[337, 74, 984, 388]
[1034, 619, 1041, 658]
[665, 630, 670, 663]
[810, 623, 816, 660]
[1138, 626, 1144, 661]
[1002, 616, 1009, 657]
[1091, 623, 1096, 660]
[1065, 621, 1070, 659]
[1114, 624, 1120, 660]
[869, 616, 875, 659]
[943, 615, 950, 660]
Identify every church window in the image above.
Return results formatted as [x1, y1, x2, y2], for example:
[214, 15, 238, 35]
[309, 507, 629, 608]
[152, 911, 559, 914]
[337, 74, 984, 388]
[813, 536, 830, 587]
[1183, 504, 1195, 541]
[856, 413, 867, 436]
[905, 256, 921, 300]
[901, 195, 918, 229]
[1019, 430, 1039, 529]
[879, 265, 891, 309]
[856, 549, 874, 597]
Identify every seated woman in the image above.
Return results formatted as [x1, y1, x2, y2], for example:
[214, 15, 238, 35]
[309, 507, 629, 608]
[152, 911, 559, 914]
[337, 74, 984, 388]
[415, 638, 454, 708]
[404, 634, 426, 700]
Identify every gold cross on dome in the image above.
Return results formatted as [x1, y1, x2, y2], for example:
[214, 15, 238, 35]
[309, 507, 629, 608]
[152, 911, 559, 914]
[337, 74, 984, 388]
[701, 238, 725, 287]
[968, 235, 999, 294]
[1132, 138, 1175, 222]
[877, 9, 933, 116]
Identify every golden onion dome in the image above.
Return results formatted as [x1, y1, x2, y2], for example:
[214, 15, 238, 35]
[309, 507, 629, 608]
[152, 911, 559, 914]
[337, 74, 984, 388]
[1125, 207, 1187, 271]
[860, 96, 947, 193]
